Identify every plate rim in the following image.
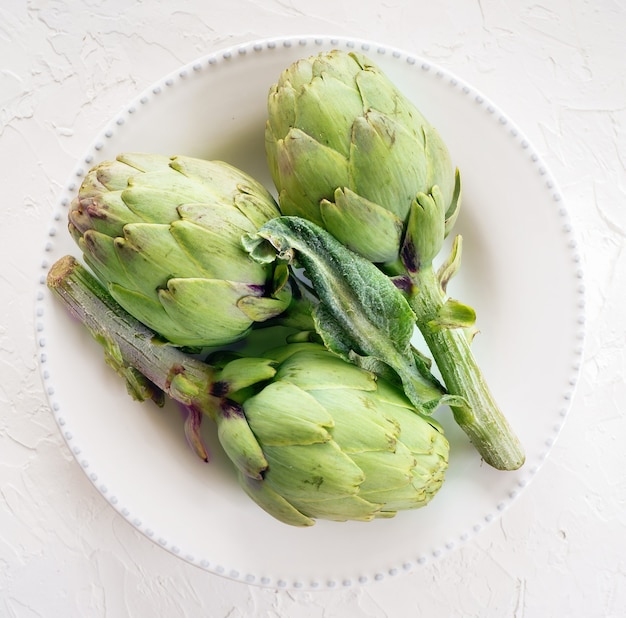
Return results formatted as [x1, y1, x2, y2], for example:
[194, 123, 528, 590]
[34, 33, 587, 590]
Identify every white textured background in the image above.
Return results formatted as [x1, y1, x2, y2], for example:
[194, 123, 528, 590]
[2, 0, 625, 616]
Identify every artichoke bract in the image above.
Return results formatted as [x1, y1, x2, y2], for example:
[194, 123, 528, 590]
[68, 153, 291, 348]
[47, 257, 449, 527]
[265, 49, 461, 266]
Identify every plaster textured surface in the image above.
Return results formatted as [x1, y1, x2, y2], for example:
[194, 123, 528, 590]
[1, 1, 624, 616]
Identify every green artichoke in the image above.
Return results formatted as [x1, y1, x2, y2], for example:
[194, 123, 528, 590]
[263, 51, 525, 471]
[234, 342, 448, 525]
[68, 153, 291, 348]
[265, 49, 461, 266]
[47, 257, 449, 527]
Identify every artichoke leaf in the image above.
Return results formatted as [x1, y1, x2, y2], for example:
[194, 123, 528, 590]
[262, 441, 364, 501]
[158, 279, 257, 347]
[444, 168, 462, 237]
[215, 400, 268, 480]
[244, 216, 445, 413]
[108, 283, 202, 345]
[121, 186, 187, 224]
[437, 234, 464, 294]
[428, 298, 477, 331]
[272, 341, 378, 392]
[349, 111, 428, 220]
[313, 303, 443, 412]
[114, 223, 209, 292]
[70, 191, 142, 238]
[239, 473, 315, 527]
[80, 230, 132, 289]
[310, 389, 401, 454]
[423, 125, 457, 212]
[361, 483, 429, 511]
[350, 445, 415, 493]
[353, 56, 430, 128]
[345, 351, 407, 388]
[233, 190, 282, 231]
[401, 188, 446, 273]
[117, 152, 174, 174]
[312, 302, 413, 395]
[276, 190, 318, 227]
[244, 381, 334, 447]
[310, 49, 362, 83]
[379, 402, 447, 451]
[178, 201, 259, 235]
[320, 187, 403, 263]
[267, 84, 297, 144]
[275, 128, 351, 225]
[292, 74, 363, 157]
[170, 216, 266, 284]
[169, 157, 264, 194]
[125, 170, 211, 206]
[262, 340, 327, 364]
[236, 286, 292, 322]
[214, 357, 277, 397]
[288, 493, 383, 522]
[93, 157, 161, 191]
[182, 405, 210, 462]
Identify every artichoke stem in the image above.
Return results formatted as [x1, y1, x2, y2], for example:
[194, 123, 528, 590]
[408, 265, 525, 470]
[47, 256, 221, 422]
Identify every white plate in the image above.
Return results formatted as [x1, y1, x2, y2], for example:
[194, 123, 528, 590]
[36, 35, 585, 589]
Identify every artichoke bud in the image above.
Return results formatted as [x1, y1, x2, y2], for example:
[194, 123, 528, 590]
[225, 343, 449, 526]
[69, 154, 290, 348]
[401, 187, 446, 273]
[265, 50, 459, 270]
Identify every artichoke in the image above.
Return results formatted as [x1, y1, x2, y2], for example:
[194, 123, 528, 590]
[263, 51, 524, 471]
[47, 257, 449, 526]
[68, 153, 291, 348]
[236, 342, 448, 525]
[265, 49, 461, 266]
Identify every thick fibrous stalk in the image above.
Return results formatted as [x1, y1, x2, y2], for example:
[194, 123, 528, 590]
[408, 266, 525, 470]
[47, 255, 220, 420]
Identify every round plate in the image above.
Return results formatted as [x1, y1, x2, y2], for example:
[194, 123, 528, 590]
[35, 35, 585, 589]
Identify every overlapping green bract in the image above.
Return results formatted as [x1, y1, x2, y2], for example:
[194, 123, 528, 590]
[265, 50, 461, 267]
[222, 343, 449, 526]
[68, 153, 291, 347]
